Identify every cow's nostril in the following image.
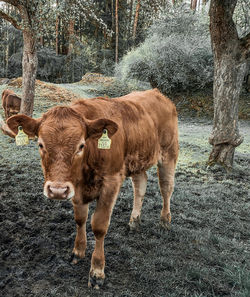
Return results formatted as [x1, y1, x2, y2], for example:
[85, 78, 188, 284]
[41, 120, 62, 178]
[48, 186, 68, 198]
[65, 186, 69, 197]
[44, 181, 75, 200]
[47, 185, 54, 197]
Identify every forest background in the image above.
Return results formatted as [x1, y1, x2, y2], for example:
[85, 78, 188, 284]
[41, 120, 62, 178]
[0, 0, 248, 88]
[0, 0, 249, 168]
[0, 0, 250, 168]
[0, 1, 250, 296]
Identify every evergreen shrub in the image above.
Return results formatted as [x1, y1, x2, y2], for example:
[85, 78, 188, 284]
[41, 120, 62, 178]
[6, 47, 96, 83]
[116, 8, 213, 94]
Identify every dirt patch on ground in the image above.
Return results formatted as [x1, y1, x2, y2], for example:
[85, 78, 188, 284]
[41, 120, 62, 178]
[0, 89, 249, 296]
[8, 78, 79, 103]
[79, 73, 115, 85]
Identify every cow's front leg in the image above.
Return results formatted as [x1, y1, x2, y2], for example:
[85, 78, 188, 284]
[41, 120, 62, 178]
[88, 177, 121, 289]
[72, 194, 89, 264]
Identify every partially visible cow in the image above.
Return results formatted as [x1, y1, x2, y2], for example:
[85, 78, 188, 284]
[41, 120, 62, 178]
[2, 89, 21, 119]
[6, 89, 179, 288]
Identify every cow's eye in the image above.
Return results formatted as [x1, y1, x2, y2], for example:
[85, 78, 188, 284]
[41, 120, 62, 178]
[79, 144, 85, 150]
[38, 143, 43, 149]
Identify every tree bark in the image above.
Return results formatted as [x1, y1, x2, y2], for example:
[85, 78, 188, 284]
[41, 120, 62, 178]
[40, 35, 44, 47]
[208, 56, 246, 168]
[1, 1, 39, 117]
[128, 0, 133, 40]
[55, 0, 60, 55]
[61, 26, 68, 55]
[111, 0, 114, 30]
[132, 0, 140, 44]
[68, 18, 75, 56]
[55, 16, 60, 55]
[55, 16, 60, 54]
[5, 22, 9, 76]
[191, 0, 198, 10]
[208, 0, 249, 169]
[21, 30, 38, 116]
[115, 0, 119, 63]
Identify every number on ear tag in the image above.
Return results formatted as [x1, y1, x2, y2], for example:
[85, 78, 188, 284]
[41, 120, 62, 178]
[15, 126, 29, 146]
[98, 129, 111, 149]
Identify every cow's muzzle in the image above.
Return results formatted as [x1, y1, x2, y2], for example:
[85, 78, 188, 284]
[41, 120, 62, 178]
[44, 181, 75, 200]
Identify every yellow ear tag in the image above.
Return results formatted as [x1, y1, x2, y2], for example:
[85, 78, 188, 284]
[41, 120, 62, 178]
[15, 126, 29, 146]
[98, 129, 111, 149]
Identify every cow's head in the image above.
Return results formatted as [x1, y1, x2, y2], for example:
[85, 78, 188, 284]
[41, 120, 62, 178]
[7, 106, 118, 200]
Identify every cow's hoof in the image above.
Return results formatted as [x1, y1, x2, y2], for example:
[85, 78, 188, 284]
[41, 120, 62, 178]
[70, 254, 82, 265]
[88, 274, 105, 289]
[129, 216, 141, 232]
[71, 247, 85, 264]
[160, 218, 171, 230]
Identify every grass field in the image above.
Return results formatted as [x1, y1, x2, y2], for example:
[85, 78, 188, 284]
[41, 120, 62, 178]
[0, 82, 249, 297]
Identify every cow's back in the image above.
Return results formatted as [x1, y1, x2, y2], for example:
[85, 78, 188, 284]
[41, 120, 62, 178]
[72, 89, 178, 176]
[2, 90, 21, 108]
[116, 89, 178, 174]
[117, 89, 178, 143]
[7, 94, 21, 109]
[2, 89, 14, 107]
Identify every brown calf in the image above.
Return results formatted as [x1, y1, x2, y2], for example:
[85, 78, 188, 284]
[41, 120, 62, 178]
[6, 89, 179, 288]
[2, 89, 21, 119]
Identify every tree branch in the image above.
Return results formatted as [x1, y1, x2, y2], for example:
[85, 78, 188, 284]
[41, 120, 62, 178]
[1, 0, 20, 7]
[0, 9, 21, 29]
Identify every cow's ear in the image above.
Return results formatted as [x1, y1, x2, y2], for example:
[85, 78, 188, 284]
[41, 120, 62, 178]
[7, 114, 42, 138]
[86, 118, 118, 138]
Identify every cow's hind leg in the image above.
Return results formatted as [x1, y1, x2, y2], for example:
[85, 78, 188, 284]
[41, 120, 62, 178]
[71, 200, 89, 264]
[129, 172, 147, 231]
[157, 154, 177, 229]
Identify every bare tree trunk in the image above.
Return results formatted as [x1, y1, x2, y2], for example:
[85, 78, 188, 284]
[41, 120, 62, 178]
[21, 30, 38, 116]
[61, 26, 68, 55]
[40, 35, 44, 47]
[0, 1, 40, 117]
[55, 0, 60, 55]
[115, 0, 119, 64]
[55, 17, 60, 55]
[208, 0, 249, 169]
[56, 16, 60, 55]
[111, 0, 114, 30]
[128, 0, 133, 39]
[132, 0, 140, 44]
[68, 18, 75, 56]
[125, 0, 133, 47]
[191, 0, 198, 10]
[5, 24, 9, 77]
[208, 55, 246, 168]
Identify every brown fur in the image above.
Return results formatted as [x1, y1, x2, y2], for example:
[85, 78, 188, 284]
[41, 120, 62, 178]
[6, 89, 179, 288]
[2, 89, 21, 119]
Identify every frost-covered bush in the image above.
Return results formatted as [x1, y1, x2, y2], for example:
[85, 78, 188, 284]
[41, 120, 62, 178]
[116, 8, 213, 94]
